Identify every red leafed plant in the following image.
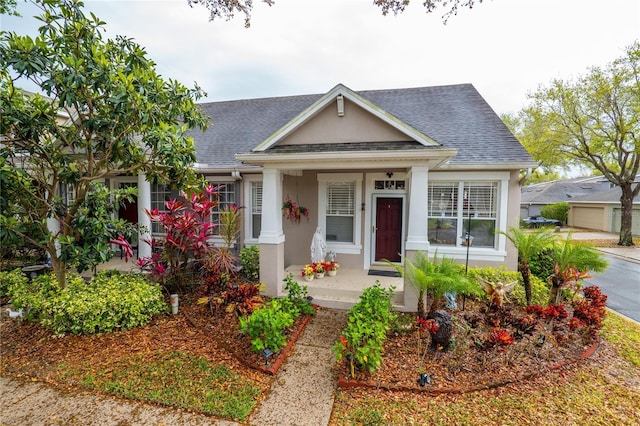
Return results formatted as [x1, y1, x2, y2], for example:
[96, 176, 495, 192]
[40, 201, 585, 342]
[416, 317, 439, 335]
[572, 286, 607, 337]
[138, 185, 219, 289]
[489, 328, 515, 346]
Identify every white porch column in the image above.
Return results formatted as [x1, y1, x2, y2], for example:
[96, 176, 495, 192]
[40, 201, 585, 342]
[405, 166, 429, 252]
[259, 168, 286, 296]
[46, 217, 61, 257]
[403, 166, 429, 312]
[137, 172, 152, 259]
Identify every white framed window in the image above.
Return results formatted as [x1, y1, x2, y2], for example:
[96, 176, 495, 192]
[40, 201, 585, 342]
[209, 181, 237, 235]
[318, 173, 362, 253]
[150, 183, 172, 235]
[427, 176, 503, 249]
[243, 175, 263, 244]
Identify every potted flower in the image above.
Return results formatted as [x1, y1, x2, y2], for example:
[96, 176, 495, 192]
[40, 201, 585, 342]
[313, 262, 325, 279]
[283, 197, 295, 220]
[326, 261, 339, 277]
[301, 264, 314, 281]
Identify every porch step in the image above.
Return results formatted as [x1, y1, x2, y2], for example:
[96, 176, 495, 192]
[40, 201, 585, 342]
[305, 281, 404, 310]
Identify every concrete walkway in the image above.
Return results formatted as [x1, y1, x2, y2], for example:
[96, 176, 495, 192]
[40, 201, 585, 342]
[0, 309, 347, 426]
[248, 309, 347, 426]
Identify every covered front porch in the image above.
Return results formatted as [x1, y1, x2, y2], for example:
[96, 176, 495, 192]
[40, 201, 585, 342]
[283, 264, 405, 310]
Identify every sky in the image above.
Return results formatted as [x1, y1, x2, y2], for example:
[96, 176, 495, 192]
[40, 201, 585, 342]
[2, 0, 639, 115]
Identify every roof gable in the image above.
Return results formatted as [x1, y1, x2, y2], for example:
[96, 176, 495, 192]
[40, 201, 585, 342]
[253, 84, 438, 152]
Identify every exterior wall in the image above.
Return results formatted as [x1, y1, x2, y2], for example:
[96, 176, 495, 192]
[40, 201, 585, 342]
[280, 98, 410, 145]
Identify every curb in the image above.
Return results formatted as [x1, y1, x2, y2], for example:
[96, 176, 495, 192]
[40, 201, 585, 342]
[337, 337, 600, 394]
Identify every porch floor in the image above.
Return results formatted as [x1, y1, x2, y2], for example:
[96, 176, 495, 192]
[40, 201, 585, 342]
[284, 265, 404, 310]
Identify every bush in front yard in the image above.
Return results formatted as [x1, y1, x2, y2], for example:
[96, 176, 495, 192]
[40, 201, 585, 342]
[467, 266, 549, 306]
[9, 270, 166, 335]
[0, 268, 27, 297]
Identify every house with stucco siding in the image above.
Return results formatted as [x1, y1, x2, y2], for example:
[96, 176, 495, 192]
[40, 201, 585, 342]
[115, 83, 536, 309]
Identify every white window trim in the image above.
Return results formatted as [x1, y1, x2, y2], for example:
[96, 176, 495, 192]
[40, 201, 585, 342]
[243, 175, 262, 246]
[318, 173, 363, 255]
[206, 178, 238, 246]
[427, 172, 509, 262]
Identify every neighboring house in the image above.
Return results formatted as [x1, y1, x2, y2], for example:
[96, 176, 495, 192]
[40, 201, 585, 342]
[520, 175, 614, 218]
[568, 186, 640, 236]
[114, 83, 536, 308]
[521, 175, 640, 236]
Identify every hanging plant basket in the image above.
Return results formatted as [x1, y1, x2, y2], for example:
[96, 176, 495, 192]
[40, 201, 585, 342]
[283, 196, 309, 224]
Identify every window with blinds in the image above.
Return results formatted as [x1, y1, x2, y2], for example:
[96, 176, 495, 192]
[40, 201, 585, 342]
[428, 181, 499, 248]
[251, 182, 262, 239]
[326, 181, 355, 243]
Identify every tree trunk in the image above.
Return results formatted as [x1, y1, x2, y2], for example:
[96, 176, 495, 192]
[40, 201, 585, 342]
[50, 256, 67, 289]
[418, 290, 426, 320]
[548, 275, 562, 305]
[618, 183, 636, 246]
[519, 261, 532, 306]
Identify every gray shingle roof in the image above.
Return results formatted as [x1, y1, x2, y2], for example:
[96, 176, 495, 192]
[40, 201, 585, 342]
[189, 84, 533, 169]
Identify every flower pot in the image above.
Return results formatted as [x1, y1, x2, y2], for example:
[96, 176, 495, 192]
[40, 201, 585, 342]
[283, 207, 291, 219]
[304, 274, 314, 282]
[315, 272, 325, 279]
[327, 270, 337, 277]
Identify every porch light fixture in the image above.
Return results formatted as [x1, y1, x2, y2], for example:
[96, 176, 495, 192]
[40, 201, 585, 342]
[231, 170, 242, 180]
[336, 94, 345, 117]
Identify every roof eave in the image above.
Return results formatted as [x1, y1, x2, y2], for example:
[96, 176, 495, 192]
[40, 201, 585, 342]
[236, 149, 458, 170]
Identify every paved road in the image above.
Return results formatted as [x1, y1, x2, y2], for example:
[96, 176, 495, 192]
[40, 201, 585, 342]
[587, 254, 640, 322]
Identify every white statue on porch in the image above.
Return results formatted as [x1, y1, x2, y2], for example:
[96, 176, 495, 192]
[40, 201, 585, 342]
[311, 227, 327, 263]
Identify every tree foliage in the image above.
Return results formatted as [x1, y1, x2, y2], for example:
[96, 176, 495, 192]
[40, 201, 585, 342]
[0, 0, 208, 286]
[189, 0, 482, 27]
[515, 41, 640, 246]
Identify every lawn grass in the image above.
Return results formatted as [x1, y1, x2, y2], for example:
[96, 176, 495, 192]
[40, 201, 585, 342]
[601, 309, 640, 367]
[59, 350, 261, 420]
[330, 310, 640, 426]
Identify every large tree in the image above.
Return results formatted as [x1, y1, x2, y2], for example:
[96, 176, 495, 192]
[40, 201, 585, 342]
[188, 0, 482, 27]
[516, 41, 640, 246]
[0, 0, 208, 287]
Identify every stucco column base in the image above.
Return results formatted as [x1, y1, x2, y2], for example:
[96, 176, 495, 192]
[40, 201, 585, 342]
[401, 248, 421, 313]
[260, 241, 286, 297]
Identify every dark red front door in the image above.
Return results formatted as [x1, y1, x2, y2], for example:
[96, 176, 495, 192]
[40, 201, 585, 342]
[375, 197, 402, 262]
[118, 183, 138, 224]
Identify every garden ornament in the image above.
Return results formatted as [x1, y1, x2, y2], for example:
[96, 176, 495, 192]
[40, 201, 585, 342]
[427, 310, 453, 352]
[478, 277, 517, 307]
[310, 227, 327, 263]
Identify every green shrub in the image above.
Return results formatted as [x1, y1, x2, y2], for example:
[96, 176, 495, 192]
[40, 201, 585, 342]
[239, 245, 260, 282]
[333, 282, 396, 376]
[238, 298, 296, 353]
[10, 270, 166, 335]
[541, 202, 569, 224]
[467, 266, 549, 306]
[0, 268, 28, 297]
[283, 273, 315, 316]
[529, 247, 555, 281]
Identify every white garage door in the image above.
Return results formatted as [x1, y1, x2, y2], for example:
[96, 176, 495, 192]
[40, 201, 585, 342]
[612, 208, 640, 236]
[573, 206, 605, 230]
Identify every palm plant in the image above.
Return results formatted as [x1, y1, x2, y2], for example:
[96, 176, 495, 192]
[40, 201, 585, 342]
[548, 233, 608, 304]
[500, 226, 557, 305]
[388, 251, 479, 318]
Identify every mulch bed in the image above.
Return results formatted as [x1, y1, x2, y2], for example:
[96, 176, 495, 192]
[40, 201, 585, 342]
[337, 300, 600, 393]
[0, 288, 309, 390]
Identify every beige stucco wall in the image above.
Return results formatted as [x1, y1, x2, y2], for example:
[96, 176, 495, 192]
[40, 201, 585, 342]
[279, 98, 410, 145]
[281, 170, 365, 269]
